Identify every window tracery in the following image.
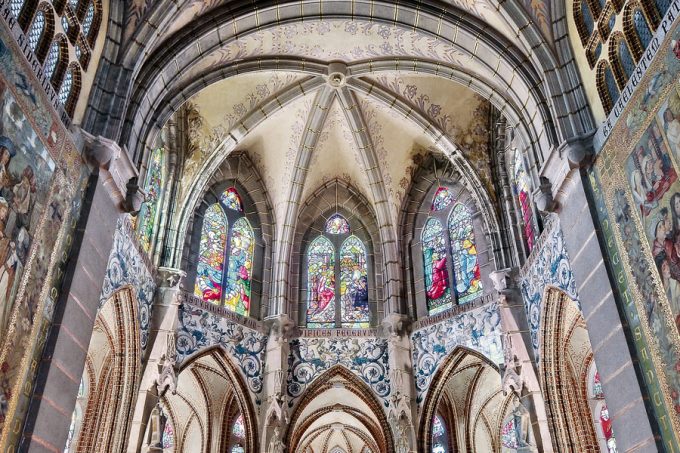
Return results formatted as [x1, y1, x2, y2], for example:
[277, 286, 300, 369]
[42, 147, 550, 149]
[305, 215, 370, 328]
[193, 187, 254, 317]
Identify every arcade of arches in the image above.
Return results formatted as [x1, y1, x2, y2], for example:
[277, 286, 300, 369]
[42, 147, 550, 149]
[0, 0, 679, 452]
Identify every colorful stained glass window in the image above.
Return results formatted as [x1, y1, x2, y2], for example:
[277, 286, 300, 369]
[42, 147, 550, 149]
[501, 418, 519, 448]
[432, 186, 453, 211]
[28, 11, 45, 52]
[600, 404, 617, 452]
[59, 69, 73, 105]
[513, 150, 536, 252]
[448, 203, 482, 303]
[224, 218, 254, 316]
[423, 218, 452, 315]
[231, 446, 245, 453]
[593, 372, 604, 399]
[432, 415, 447, 453]
[221, 187, 243, 212]
[340, 236, 369, 328]
[194, 204, 227, 303]
[325, 214, 350, 235]
[162, 421, 174, 448]
[62, 15, 70, 33]
[233, 415, 245, 439]
[137, 148, 164, 253]
[307, 236, 336, 328]
[432, 415, 445, 437]
[82, 2, 95, 36]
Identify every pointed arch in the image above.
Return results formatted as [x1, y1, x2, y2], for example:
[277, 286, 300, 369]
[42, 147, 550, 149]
[422, 217, 452, 315]
[623, 2, 654, 61]
[448, 203, 482, 304]
[609, 32, 636, 88]
[224, 217, 254, 316]
[194, 203, 228, 303]
[596, 60, 619, 114]
[306, 235, 336, 328]
[339, 235, 369, 328]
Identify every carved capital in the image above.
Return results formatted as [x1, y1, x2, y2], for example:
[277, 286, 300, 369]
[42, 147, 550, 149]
[489, 268, 519, 293]
[559, 130, 595, 169]
[157, 267, 187, 290]
[381, 313, 410, 338]
[265, 314, 295, 342]
[533, 176, 556, 212]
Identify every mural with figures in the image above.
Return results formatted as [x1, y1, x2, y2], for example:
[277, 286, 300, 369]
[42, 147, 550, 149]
[175, 300, 267, 402]
[287, 337, 391, 407]
[410, 302, 503, 404]
[519, 213, 579, 358]
[0, 26, 89, 447]
[100, 218, 157, 350]
[588, 18, 680, 449]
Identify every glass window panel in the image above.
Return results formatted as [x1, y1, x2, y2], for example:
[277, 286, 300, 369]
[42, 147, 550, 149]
[656, 0, 671, 16]
[28, 11, 45, 52]
[600, 405, 617, 452]
[231, 446, 244, 453]
[340, 235, 369, 328]
[232, 414, 245, 439]
[512, 150, 536, 252]
[306, 236, 336, 328]
[431, 186, 453, 211]
[593, 371, 604, 398]
[224, 218, 254, 316]
[61, 15, 70, 33]
[422, 218, 452, 315]
[162, 421, 174, 448]
[604, 66, 619, 107]
[220, 187, 243, 212]
[582, 2, 594, 36]
[137, 148, 164, 253]
[44, 41, 60, 80]
[194, 204, 227, 303]
[10, 0, 24, 18]
[325, 214, 350, 235]
[432, 415, 445, 437]
[501, 418, 519, 448]
[69, 0, 79, 8]
[634, 10, 652, 50]
[58, 69, 73, 105]
[448, 203, 482, 304]
[82, 1, 95, 36]
[619, 40, 635, 79]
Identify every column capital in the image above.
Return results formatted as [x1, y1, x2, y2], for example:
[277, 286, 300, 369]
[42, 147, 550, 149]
[157, 267, 186, 290]
[489, 267, 520, 294]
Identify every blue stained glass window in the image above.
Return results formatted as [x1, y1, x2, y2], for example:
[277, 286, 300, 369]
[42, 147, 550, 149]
[582, 2, 594, 35]
[340, 235, 369, 328]
[224, 218, 254, 316]
[82, 2, 95, 36]
[325, 214, 350, 234]
[44, 41, 59, 80]
[432, 186, 453, 211]
[28, 11, 45, 52]
[422, 218, 452, 315]
[608, 13, 615, 30]
[58, 69, 73, 105]
[220, 187, 243, 212]
[231, 446, 245, 453]
[69, 0, 79, 8]
[594, 42, 602, 60]
[448, 204, 482, 304]
[619, 40, 635, 79]
[634, 10, 652, 50]
[605, 65, 619, 106]
[306, 236, 336, 328]
[62, 15, 70, 33]
[194, 204, 227, 303]
[10, 0, 24, 18]
[656, 0, 671, 16]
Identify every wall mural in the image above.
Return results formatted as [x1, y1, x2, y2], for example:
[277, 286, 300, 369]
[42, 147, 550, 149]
[287, 337, 391, 408]
[410, 302, 503, 404]
[100, 217, 157, 350]
[175, 298, 268, 403]
[587, 19, 680, 449]
[0, 25, 89, 449]
[519, 213, 579, 359]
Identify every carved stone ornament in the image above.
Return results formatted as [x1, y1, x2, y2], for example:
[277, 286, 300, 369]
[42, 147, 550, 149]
[268, 426, 285, 453]
[156, 333, 178, 397]
[157, 267, 187, 290]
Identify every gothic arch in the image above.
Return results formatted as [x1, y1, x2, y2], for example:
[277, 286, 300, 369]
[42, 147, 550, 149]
[286, 365, 394, 453]
[539, 286, 600, 452]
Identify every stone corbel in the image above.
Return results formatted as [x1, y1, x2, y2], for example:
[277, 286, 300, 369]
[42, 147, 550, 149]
[157, 267, 186, 291]
[266, 314, 295, 342]
[489, 268, 519, 295]
[381, 313, 410, 339]
[75, 126, 143, 213]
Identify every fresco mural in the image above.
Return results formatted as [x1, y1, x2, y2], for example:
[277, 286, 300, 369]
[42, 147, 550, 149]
[588, 18, 680, 449]
[0, 26, 89, 449]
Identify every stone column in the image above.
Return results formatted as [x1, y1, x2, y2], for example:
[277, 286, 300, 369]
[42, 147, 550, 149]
[490, 268, 551, 453]
[22, 129, 143, 453]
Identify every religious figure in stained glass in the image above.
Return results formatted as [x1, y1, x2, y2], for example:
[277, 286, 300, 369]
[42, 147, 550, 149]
[432, 415, 447, 453]
[306, 236, 336, 328]
[137, 148, 164, 253]
[593, 371, 604, 399]
[232, 414, 245, 439]
[162, 420, 174, 448]
[512, 150, 537, 252]
[194, 204, 227, 303]
[224, 218, 254, 316]
[432, 186, 453, 212]
[501, 418, 519, 448]
[340, 235, 369, 328]
[422, 218, 452, 315]
[221, 187, 244, 212]
[448, 203, 482, 303]
[326, 214, 350, 234]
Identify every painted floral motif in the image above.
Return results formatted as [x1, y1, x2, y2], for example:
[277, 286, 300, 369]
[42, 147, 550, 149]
[411, 302, 503, 403]
[520, 214, 579, 358]
[325, 214, 350, 235]
[100, 218, 157, 350]
[306, 236, 336, 328]
[339, 236, 369, 328]
[175, 302, 267, 400]
[287, 337, 391, 407]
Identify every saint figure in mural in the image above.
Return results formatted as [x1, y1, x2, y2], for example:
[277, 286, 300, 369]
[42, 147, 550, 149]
[0, 136, 15, 189]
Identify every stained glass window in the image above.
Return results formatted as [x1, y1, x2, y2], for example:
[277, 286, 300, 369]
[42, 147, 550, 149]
[501, 418, 519, 448]
[28, 11, 45, 52]
[62, 15, 70, 33]
[593, 371, 604, 399]
[513, 150, 536, 252]
[600, 405, 617, 452]
[582, 2, 594, 35]
[162, 421, 174, 448]
[224, 218, 254, 316]
[634, 10, 652, 50]
[432, 415, 447, 453]
[618, 40, 635, 79]
[69, 0, 79, 8]
[656, 0, 671, 15]
[233, 415, 245, 439]
[431, 186, 453, 212]
[340, 236, 369, 328]
[231, 446, 245, 453]
[432, 415, 445, 437]
[325, 214, 350, 235]
[306, 236, 336, 328]
[449, 204, 482, 304]
[137, 148, 164, 253]
[59, 69, 73, 105]
[423, 218, 452, 315]
[45, 41, 59, 80]
[9, 0, 24, 17]
[194, 204, 227, 303]
[221, 187, 243, 212]
[82, 2, 95, 36]
[605, 65, 619, 107]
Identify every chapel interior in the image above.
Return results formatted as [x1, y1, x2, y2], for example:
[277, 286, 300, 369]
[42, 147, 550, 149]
[0, 0, 679, 452]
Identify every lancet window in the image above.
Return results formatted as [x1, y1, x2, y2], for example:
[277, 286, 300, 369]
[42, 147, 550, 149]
[305, 214, 370, 328]
[137, 148, 165, 254]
